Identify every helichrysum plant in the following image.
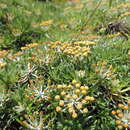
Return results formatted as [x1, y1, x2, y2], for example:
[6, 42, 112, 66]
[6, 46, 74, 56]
[16, 111, 47, 130]
[51, 80, 95, 118]
[112, 101, 130, 129]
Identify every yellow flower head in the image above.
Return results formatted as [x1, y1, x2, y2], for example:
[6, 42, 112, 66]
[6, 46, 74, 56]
[55, 95, 60, 100]
[72, 112, 78, 118]
[83, 108, 88, 113]
[56, 106, 62, 112]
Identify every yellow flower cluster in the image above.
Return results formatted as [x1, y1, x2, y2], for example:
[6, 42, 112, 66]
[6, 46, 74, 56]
[50, 40, 96, 57]
[93, 61, 115, 79]
[0, 50, 8, 58]
[21, 43, 39, 50]
[15, 51, 23, 56]
[73, 41, 96, 46]
[50, 41, 61, 49]
[120, 12, 130, 18]
[107, 33, 121, 38]
[112, 101, 130, 129]
[112, 3, 130, 11]
[39, 20, 53, 26]
[54, 80, 95, 118]
[63, 46, 90, 57]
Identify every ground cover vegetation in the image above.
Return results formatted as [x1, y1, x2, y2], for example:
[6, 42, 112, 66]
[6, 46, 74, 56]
[0, 0, 130, 129]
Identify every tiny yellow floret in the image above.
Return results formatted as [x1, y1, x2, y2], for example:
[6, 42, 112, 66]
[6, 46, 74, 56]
[83, 108, 88, 113]
[72, 80, 77, 84]
[56, 106, 62, 112]
[75, 89, 80, 95]
[75, 83, 81, 88]
[72, 112, 78, 118]
[55, 95, 60, 100]
[76, 103, 82, 109]
[59, 100, 64, 106]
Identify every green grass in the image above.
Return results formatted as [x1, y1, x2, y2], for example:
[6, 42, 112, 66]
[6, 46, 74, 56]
[0, 0, 130, 129]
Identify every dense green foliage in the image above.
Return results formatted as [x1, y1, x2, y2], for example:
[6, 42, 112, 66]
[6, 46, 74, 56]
[0, 0, 130, 129]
